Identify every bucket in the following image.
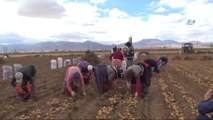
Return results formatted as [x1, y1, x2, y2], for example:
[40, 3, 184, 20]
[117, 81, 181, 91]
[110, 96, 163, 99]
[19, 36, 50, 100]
[51, 59, 57, 70]
[64, 59, 71, 67]
[13, 64, 23, 73]
[2, 65, 13, 80]
[57, 57, 63, 68]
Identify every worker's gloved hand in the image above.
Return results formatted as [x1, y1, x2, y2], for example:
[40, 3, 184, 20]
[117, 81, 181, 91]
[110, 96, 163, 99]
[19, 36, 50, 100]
[71, 91, 76, 97]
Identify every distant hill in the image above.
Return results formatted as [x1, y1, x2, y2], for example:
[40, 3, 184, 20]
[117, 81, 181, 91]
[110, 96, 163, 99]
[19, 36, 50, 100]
[31, 41, 114, 51]
[0, 44, 33, 52]
[133, 39, 180, 48]
[0, 41, 115, 52]
[0, 39, 211, 52]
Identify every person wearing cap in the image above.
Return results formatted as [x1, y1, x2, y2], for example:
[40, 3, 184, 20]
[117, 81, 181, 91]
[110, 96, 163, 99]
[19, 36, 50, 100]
[77, 61, 93, 84]
[197, 88, 213, 120]
[125, 42, 135, 69]
[63, 66, 86, 97]
[11, 65, 37, 100]
[126, 63, 144, 98]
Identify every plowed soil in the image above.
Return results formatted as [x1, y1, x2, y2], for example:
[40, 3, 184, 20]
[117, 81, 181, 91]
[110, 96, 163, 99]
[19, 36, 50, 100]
[0, 53, 212, 119]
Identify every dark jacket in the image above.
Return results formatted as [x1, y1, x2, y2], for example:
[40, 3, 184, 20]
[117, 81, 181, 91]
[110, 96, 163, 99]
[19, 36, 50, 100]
[11, 65, 36, 89]
[197, 100, 213, 120]
[126, 46, 134, 60]
[144, 59, 159, 74]
[159, 56, 168, 65]
[139, 63, 152, 86]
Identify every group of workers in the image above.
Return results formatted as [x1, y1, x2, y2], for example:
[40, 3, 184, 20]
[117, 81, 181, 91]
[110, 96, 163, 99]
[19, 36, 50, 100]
[11, 41, 167, 99]
[10, 42, 211, 119]
[11, 41, 169, 99]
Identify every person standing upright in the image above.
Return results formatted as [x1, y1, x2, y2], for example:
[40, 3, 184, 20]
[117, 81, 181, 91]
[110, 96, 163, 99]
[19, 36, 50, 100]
[125, 41, 134, 69]
[109, 47, 124, 78]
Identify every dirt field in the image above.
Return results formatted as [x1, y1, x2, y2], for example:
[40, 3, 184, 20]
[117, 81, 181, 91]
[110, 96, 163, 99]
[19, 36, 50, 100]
[0, 52, 212, 119]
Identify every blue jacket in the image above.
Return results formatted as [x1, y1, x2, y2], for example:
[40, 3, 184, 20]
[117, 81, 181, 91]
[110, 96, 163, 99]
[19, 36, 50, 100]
[197, 100, 213, 120]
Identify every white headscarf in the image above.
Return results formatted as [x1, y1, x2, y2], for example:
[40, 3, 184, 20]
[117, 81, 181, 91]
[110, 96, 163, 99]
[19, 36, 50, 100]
[15, 72, 23, 84]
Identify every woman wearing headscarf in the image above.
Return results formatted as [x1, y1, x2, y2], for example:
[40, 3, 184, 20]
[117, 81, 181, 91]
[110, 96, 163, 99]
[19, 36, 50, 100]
[77, 61, 94, 84]
[126, 63, 144, 98]
[11, 65, 37, 101]
[63, 66, 86, 97]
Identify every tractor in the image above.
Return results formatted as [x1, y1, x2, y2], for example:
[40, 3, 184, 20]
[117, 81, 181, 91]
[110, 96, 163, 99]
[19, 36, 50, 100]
[182, 43, 194, 54]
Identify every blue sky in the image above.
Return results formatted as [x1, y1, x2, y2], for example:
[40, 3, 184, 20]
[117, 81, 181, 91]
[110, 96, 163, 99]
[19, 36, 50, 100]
[0, 0, 212, 45]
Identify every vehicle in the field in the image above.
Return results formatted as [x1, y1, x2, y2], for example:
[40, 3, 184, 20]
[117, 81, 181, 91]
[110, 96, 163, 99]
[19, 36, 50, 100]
[182, 43, 194, 53]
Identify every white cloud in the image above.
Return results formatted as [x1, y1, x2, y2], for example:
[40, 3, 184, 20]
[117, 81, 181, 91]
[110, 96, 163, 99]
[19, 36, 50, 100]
[4, 0, 18, 2]
[181, 1, 213, 42]
[0, 1, 100, 41]
[108, 8, 129, 18]
[150, 1, 156, 6]
[0, 1, 19, 33]
[0, 0, 212, 45]
[145, 0, 213, 42]
[18, 0, 65, 18]
[63, 2, 100, 23]
[155, 7, 166, 12]
[158, 0, 190, 8]
[184, 2, 213, 25]
[89, 0, 107, 5]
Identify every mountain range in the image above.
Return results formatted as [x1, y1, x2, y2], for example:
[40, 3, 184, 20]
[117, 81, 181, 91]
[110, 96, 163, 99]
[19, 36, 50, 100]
[0, 39, 211, 52]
